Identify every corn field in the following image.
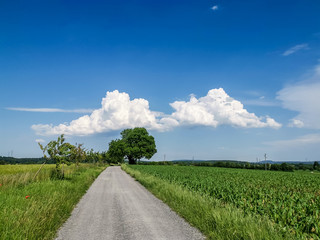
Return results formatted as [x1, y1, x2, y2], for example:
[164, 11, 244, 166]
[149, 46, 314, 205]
[129, 165, 320, 239]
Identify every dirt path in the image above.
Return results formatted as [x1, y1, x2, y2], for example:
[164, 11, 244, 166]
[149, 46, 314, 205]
[56, 166, 205, 240]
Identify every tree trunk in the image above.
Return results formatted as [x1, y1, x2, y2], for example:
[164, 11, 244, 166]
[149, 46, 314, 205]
[128, 156, 136, 164]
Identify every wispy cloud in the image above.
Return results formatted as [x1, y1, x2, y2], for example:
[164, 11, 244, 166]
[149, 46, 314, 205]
[242, 99, 280, 107]
[244, 90, 262, 97]
[277, 63, 320, 129]
[265, 133, 320, 147]
[6, 107, 94, 113]
[282, 43, 309, 56]
[240, 91, 280, 107]
[211, 5, 218, 11]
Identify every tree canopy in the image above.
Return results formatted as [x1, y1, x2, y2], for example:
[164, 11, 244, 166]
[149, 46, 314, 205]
[107, 139, 126, 164]
[107, 127, 157, 164]
[70, 143, 86, 167]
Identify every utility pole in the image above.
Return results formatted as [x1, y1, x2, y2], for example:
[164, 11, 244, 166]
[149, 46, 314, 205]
[264, 153, 267, 170]
[164, 154, 166, 161]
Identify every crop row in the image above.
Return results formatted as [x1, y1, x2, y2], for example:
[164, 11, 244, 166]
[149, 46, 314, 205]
[129, 165, 320, 238]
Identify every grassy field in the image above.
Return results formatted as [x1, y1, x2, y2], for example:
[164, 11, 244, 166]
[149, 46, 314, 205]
[123, 164, 320, 240]
[0, 164, 56, 188]
[0, 164, 54, 175]
[0, 164, 106, 239]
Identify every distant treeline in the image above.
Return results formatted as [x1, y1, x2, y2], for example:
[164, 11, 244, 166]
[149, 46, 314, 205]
[0, 156, 53, 165]
[140, 160, 320, 172]
[0, 156, 104, 165]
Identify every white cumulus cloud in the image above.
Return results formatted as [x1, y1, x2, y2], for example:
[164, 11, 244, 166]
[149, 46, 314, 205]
[32, 88, 281, 136]
[277, 64, 320, 129]
[32, 90, 176, 136]
[169, 88, 281, 129]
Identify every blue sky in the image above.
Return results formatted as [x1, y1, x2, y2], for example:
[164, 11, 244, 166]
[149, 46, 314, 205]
[1, 0, 320, 162]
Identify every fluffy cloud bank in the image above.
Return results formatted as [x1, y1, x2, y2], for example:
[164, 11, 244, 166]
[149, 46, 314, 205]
[277, 64, 320, 129]
[32, 90, 175, 136]
[170, 88, 281, 128]
[32, 89, 281, 136]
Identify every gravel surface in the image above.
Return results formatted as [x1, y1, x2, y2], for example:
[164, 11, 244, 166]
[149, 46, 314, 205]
[55, 166, 205, 240]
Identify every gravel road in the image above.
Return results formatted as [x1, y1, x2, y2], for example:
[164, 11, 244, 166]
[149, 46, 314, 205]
[55, 166, 205, 240]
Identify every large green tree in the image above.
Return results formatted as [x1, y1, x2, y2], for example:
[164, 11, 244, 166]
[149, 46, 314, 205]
[107, 127, 157, 164]
[107, 139, 126, 163]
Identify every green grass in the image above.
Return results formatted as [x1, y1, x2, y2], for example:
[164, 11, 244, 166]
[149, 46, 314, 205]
[122, 164, 292, 240]
[0, 164, 106, 239]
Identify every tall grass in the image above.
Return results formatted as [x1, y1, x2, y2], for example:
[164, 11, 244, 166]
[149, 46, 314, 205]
[0, 164, 54, 188]
[0, 164, 95, 188]
[122, 164, 293, 240]
[0, 164, 54, 174]
[0, 164, 106, 239]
